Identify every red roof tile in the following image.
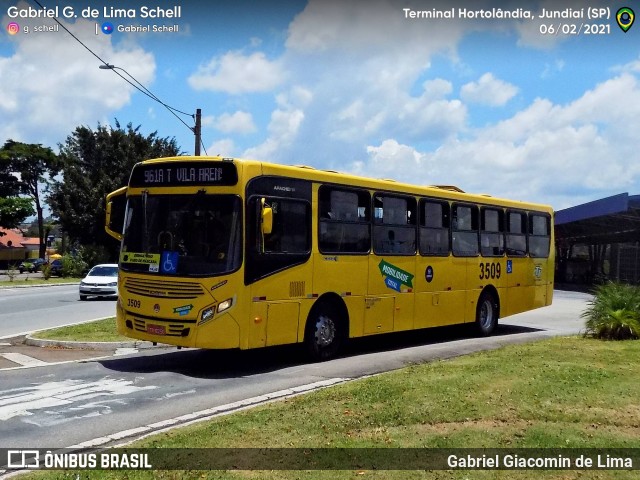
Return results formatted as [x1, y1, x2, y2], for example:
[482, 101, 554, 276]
[0, 228, 33, 249]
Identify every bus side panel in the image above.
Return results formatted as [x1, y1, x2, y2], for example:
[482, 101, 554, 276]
[266, 302, 300, 346]
[504, 257, 535, 317]
[532, 257, 552, 309]
[248, 263, 312, 348]
[364, 296, 395, 334]
[468, 257, 508, 322]
[195, 313, 241, 349]
[367, 256, 415, 332]
[313, 253, 368, 338]
[343, 295, 365, 338]
[248, 302, 267, 348]
[313, 254, 369, 296]
[413, 256, 467, 328]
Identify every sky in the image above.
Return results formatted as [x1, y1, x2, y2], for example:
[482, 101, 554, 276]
[1, 0, 640, 211]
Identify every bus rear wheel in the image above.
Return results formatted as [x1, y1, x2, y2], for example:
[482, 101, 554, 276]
[305, 305, 343, 362]
[475, 291, 498, 336]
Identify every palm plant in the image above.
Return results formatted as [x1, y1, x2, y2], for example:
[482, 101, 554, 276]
[582, 282, 640, 340]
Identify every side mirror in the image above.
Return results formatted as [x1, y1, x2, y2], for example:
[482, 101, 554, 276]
[105, 186, 127, 241]
[261, 198, 273, 235]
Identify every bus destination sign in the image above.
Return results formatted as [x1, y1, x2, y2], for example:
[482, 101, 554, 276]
[129, 161, 238, 187]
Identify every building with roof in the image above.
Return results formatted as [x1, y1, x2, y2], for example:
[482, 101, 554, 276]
[0, 228, 39, 268]
[555, 193, 640, 285]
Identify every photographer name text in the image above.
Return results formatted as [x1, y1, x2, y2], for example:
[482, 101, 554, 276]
[7, 5, 182, 20]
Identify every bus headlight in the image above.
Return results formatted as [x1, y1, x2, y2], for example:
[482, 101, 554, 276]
[217, 298, 233, 313]
[201, 306, 215, 323]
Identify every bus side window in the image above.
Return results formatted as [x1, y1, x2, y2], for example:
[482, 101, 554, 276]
[419, 200, 450, 256]
[506, 210, 527, 257]
[261, 198, 310, 254]
[373, 194, 416, 255]
[480, 208, 505, 257]
[529, 213, 551, 258]
[318, 186, 370, 254]
[452, 204, 479, 257]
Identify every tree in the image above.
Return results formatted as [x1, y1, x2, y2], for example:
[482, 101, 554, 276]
[49, 121, 181, 259]
[0, 141, 59, 253]
[0, 197, 34, 235]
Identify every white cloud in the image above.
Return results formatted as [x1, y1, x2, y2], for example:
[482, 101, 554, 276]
[188, 51, 284, 94]
[279, 0, 475, 154]
[345, 74, 640, 210]
[358, 139, 423, 178]
[286, 0, 464, 57]
[243, 105, 304, 161]
[0, 1, 155, 147]
[211, 111, 256, 134]
[616, 56, 640, 74]
[461, 73, 518, 106]
[207, 138, 236, 157]
[240, 86, 312, 161]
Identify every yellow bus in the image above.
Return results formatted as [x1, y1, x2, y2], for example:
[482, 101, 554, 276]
[105, 156, 554, 361]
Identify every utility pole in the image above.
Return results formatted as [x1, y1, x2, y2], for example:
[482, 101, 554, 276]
[194, 108, 202, 156]
[99, 64, 204, 156]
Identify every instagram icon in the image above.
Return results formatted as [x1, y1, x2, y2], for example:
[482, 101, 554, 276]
[7, 22, 20, 35]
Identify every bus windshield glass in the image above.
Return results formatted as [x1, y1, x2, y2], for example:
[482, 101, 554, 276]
[120, 193, 242, 276]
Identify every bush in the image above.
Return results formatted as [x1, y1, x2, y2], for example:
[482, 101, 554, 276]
[42, 263, 52, 280]
[582, 282, 640, 340]
[6, 264, 18, 282]
[61, 253, 87, 278]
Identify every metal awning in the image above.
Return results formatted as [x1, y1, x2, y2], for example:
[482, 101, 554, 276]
[555, 193, 640, 245]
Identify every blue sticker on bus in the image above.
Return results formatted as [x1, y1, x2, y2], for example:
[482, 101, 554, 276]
[161, 251, 179, 274]
[425, 266, 434, 283]
[385, 277, 401, 292]
[507, 260, 513, 274]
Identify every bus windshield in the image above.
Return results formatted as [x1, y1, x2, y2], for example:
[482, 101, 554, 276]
[120, 193, 242, 276]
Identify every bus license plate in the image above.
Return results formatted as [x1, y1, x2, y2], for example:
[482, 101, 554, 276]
[147, 324, 166, 335]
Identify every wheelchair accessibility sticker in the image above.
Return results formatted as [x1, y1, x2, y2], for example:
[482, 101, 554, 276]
[161, 251, 179, 274]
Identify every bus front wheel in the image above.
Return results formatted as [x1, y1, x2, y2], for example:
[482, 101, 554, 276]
[475, 291, 498, 336]
[305, 305, 343, 362]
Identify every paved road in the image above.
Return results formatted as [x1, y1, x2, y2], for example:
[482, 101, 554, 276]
[0, 284, 116, 339]
[0, 290, 590, 450]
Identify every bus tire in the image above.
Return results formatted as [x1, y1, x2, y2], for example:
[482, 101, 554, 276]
[305, 304, 343, 362]
[475, 291, 498, 336]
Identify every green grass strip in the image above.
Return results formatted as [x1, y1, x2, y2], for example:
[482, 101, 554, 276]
[17, 336, 640, 479]
[31, 317, 129, 342]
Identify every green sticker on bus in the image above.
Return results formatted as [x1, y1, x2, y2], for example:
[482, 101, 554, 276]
[378, 260, 414, 289]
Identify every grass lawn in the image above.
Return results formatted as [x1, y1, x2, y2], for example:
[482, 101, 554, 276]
[16, 335, 640, 479]
[30, 317, 130, 343]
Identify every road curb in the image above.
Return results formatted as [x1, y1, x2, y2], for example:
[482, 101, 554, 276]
[24, 335, 157, 351]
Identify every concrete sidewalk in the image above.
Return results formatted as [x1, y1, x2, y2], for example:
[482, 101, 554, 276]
[0, 334, 166, 370]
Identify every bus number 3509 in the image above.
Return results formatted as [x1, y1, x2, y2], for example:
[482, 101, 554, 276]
[479, 262, 501, 280]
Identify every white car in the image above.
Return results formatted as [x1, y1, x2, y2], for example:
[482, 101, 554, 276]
[79, 264, 119, 300]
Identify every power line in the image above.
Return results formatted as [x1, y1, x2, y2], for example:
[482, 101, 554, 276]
[30, 0, 204, 153]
